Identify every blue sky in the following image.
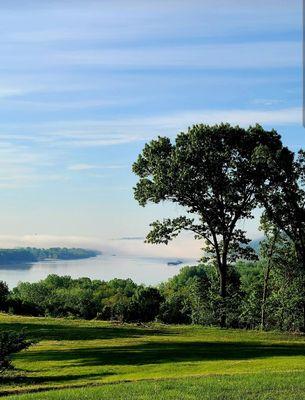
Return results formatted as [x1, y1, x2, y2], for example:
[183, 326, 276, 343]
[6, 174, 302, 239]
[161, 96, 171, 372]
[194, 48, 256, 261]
[0, 0, 302, 257]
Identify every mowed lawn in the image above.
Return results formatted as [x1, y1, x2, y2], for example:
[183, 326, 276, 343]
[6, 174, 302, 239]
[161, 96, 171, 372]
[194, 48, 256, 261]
[1, 314, 305, 399]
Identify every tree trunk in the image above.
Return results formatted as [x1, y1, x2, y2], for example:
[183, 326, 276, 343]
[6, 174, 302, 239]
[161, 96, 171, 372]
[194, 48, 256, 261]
[302, 301, 305, 332]
[294, 243, 305, 331]
[219, 267, 227, 328]
[261, 262, 271, 330]
[261, 231, 278, 330]
[212, 235, 228, 328]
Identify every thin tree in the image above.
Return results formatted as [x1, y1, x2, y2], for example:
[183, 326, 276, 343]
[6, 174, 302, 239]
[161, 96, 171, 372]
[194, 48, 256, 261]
[259, 217, 279, 330]
[256, 149, 305, 329]
[255, 145, 305, 258]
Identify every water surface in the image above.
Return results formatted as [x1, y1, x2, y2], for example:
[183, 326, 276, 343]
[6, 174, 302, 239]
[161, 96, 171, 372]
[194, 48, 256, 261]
[0, 254, 196, 288]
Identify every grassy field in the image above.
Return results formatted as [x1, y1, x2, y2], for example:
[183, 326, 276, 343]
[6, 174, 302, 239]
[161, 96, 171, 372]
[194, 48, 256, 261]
[1, 314, 305, 399]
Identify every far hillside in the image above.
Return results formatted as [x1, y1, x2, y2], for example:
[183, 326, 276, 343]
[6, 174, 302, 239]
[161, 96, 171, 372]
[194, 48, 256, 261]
[0, 247, 101, 265]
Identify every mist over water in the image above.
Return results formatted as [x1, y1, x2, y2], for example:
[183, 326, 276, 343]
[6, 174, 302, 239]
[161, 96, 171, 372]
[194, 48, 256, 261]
[0, 254, 197, 288]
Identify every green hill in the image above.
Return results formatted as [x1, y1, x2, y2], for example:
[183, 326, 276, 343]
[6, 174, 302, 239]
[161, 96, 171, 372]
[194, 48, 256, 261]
[1, 314, 305, 399]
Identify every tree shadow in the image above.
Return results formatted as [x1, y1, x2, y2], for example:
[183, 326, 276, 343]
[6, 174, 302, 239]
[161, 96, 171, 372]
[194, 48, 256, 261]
[0, 371, 114, 389]
[16, 340, 305, 366]
[0, 321, 171, 341]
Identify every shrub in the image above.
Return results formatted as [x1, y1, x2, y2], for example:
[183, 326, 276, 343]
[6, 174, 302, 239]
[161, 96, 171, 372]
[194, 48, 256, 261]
[0, 281, 9, 312]
[0, 331, 32, 372]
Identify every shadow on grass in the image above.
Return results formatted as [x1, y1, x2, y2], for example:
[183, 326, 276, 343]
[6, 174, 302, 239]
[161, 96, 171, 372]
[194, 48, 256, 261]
[0, 371, 114, 387]
[0, 321, 170, 341]
[16, 340, 305, 366]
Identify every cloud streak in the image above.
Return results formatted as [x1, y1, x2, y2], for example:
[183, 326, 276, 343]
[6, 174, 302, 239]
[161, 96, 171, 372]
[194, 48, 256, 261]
[54, 41, 300, 70]
[68, 163, 125, 171]
[0, 106, 300, 146]
[0, 41, 299, 72]
[0, 106, 299, 189]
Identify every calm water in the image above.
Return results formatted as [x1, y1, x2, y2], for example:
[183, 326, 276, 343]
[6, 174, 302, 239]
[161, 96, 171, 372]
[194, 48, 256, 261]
[0, 254, 197, 288]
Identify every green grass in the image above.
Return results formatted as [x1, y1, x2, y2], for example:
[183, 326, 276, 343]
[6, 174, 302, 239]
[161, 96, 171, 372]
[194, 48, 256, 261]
[1, 313, 305, 399]
[7, 373, 305, 400]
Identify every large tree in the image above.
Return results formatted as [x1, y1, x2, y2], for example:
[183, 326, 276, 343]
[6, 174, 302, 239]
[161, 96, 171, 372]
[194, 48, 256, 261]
[133, 123, 285, 326]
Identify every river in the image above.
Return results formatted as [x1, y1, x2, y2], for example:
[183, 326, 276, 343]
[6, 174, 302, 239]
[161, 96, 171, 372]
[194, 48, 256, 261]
[0, 254, 197, 288]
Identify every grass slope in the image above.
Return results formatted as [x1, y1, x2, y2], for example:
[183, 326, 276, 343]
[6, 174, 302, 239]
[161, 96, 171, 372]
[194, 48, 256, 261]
[1, 314, 305, 399]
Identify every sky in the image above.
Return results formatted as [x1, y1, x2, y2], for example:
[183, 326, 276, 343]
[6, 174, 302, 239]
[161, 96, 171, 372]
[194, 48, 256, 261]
[0, 0, 302, 258]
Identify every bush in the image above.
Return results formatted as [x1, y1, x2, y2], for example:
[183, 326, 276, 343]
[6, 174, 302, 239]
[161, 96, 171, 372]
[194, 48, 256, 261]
[0, 331, 32, 372]
[129, 287, 163, 322]
[159, 264, 242, 327]
[8, 275, 163, 323]
[0, 281, 9, 312]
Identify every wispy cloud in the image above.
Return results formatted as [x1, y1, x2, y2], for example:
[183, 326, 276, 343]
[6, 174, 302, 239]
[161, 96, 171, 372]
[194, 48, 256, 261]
[0, 107, 300, 150]
[251, 99, 285, 107]
[54, 41, 300, 70]
[0, 0, 299, 46]
[68, 163, 125, 171]
[1, 41, 298, 71]
[0, 98, 131, 111]
[0, 106, 298, 190]
[0, 87, 28, 98]
[144, 107, 301, 128]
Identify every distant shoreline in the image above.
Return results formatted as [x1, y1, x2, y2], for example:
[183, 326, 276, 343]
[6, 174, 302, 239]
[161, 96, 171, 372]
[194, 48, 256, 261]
[0, 247, 101, 265]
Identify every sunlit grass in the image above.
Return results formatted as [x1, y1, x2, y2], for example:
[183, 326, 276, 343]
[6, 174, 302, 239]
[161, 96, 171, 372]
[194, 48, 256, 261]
[7, 372, 305, 400]
[1, 313, 305, 398]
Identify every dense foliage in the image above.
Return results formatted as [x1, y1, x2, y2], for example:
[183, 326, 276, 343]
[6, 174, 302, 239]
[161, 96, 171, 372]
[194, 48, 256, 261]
[7, 275, 163, 322]
[0, 247, 100, 265]
[0, 330, 32, 372]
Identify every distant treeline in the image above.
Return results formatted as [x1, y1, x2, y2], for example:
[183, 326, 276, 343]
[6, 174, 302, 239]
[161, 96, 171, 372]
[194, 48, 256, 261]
[0, 248, 101, 265]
